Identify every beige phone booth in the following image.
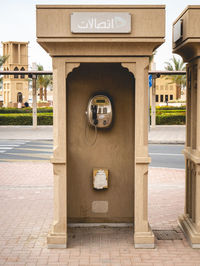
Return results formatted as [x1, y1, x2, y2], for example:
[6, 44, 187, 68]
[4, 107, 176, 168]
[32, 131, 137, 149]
[36, 5, 165, 248]
[173, 6, 200, 248]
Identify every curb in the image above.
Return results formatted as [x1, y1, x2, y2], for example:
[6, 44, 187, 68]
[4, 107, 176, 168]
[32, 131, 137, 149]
[148, 140, 185, 144]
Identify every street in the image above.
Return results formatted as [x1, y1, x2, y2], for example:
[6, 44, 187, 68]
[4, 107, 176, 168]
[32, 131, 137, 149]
[149, 144, 185, 169]
[0, 140, 52, 162]
[0, 140, 185, 169]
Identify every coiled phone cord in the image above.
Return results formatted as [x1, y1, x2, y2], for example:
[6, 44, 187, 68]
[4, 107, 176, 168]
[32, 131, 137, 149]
[85, 116, 98, 146]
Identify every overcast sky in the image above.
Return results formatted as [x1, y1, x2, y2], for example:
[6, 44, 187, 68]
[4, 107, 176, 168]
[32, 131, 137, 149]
[1, 0, 200, 70]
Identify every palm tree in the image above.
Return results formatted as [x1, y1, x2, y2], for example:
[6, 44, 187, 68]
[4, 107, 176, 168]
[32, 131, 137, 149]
[43, 75, 52, 101]
[0, 55, 9, 67]
[164, 56, 186, 99]
[37, 64, 45, 101]
[0, 55, 9, 83]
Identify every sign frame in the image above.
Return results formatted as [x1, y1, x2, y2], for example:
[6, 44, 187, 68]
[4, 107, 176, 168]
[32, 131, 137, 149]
[173, 19, 183, 43]
[70, 12, 131, 34]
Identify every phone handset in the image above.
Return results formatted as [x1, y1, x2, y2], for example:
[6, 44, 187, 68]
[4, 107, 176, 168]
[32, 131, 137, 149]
[91, 105, 98, 126]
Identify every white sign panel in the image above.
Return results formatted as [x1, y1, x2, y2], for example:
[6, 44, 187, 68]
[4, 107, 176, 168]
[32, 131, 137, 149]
[173, 19, 183, 42]
[71, 12, 131, 33]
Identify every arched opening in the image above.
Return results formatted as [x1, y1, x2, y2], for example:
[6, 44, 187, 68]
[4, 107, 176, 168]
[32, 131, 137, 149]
[14, 67, 19, 78]
[66, 63, 135, 229]
[17, 92, 23, 103]
[20, 67, 25, 78]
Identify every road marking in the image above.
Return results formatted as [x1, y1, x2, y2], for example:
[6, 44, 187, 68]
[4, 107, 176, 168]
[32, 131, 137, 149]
[0, 145, 20, 147]
[149, 153, 183, 156]
[0, 147, 13, 150]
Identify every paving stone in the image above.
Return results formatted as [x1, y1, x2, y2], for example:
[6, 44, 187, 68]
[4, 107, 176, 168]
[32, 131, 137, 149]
[0, 163, 200, 265]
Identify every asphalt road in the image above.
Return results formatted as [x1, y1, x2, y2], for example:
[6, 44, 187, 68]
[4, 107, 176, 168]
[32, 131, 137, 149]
[0, 140, 185, 169]
[149, 144, 185, 169]
[0, 140, 53, 162]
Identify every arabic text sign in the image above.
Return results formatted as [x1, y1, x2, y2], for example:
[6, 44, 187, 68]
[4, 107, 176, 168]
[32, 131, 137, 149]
[71, 12, 131, 33]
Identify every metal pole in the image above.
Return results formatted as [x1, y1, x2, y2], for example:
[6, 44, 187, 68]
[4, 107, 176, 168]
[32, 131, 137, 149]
[148, 84, 150, 131]
[151, 77, 156, 127]
[32, 74, 37, 128]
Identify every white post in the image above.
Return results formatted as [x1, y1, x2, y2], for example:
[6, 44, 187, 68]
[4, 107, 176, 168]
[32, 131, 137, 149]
[151, 77, 156, 127]
[32, 74, 37, 128]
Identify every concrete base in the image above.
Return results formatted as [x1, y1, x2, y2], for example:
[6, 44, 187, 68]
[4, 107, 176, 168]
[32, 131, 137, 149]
[48, 244, 67, 249]
[134, 243, 155, 249]
[68, 223, 133, 227]
[134, 225, 155, 249]
[47, 232, 67, 249]
[178, 214, 200, 248]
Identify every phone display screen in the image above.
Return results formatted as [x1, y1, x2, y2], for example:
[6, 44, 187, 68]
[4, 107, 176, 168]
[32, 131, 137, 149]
[96, 99, 105, 103]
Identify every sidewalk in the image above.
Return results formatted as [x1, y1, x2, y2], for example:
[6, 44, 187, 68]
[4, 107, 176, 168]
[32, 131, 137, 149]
[1, 162, 200, 265]
[149, 125, 185, 144]
[0, 126, 53, 140]
[0, 125, 186, 144]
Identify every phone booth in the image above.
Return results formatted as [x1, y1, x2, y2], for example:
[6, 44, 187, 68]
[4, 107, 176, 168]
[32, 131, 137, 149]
[36, 5, 165, 248]
[173, 6, 200, 248]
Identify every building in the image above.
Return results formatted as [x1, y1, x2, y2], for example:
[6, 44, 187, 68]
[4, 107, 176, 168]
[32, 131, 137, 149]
[173, 5, 200, 248]
[36, 4, 165, 248]
[155, 76, 177, 105]
[2, 41, 29, 107]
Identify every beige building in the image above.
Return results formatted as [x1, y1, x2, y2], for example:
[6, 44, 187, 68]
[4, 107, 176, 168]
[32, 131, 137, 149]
[2, 41, 29, 107]
[155, 76, 177, 104]
[37, 5, 165, 248]
[173, 5, 200, 248]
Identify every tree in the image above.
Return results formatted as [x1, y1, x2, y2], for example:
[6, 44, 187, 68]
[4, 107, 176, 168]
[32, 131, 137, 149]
[0, 55, 9, 67]
[0, 55, 9, 83]
[36, 64, 52, 101]
[43, 75, 52, 101]
[37, 64, 45, 101]
[164, 56, 186, 100]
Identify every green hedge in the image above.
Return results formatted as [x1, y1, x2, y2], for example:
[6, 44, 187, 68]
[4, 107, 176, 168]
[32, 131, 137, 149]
[0, 107, 53, 113]
[156, 110, 186, 115]
[156, 106, 186, 110]
[0, 113, 53, 125]
[156, 114, 185, 125]
[0, 110, 185, 126]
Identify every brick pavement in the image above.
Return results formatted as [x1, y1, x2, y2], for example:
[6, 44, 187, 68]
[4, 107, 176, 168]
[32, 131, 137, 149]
[0, 163, 200, 266]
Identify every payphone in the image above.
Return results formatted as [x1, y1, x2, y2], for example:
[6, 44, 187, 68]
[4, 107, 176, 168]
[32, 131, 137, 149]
[85, 94, 112, 145]
[86, 95, 112, 128]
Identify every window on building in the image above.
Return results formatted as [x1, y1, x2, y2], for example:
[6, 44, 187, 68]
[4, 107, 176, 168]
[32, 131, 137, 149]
[14, 67, 19, 78]
[170, 94, 173, 100]
[165, 95, 169, 102]
[20, 67, 25, 78]
[160, 95, 164, 102]
[7, 67, 9, 79]
[156, 95, 159, 102]
[3, 68, 7, 79]
[17, 92, 23, 103]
